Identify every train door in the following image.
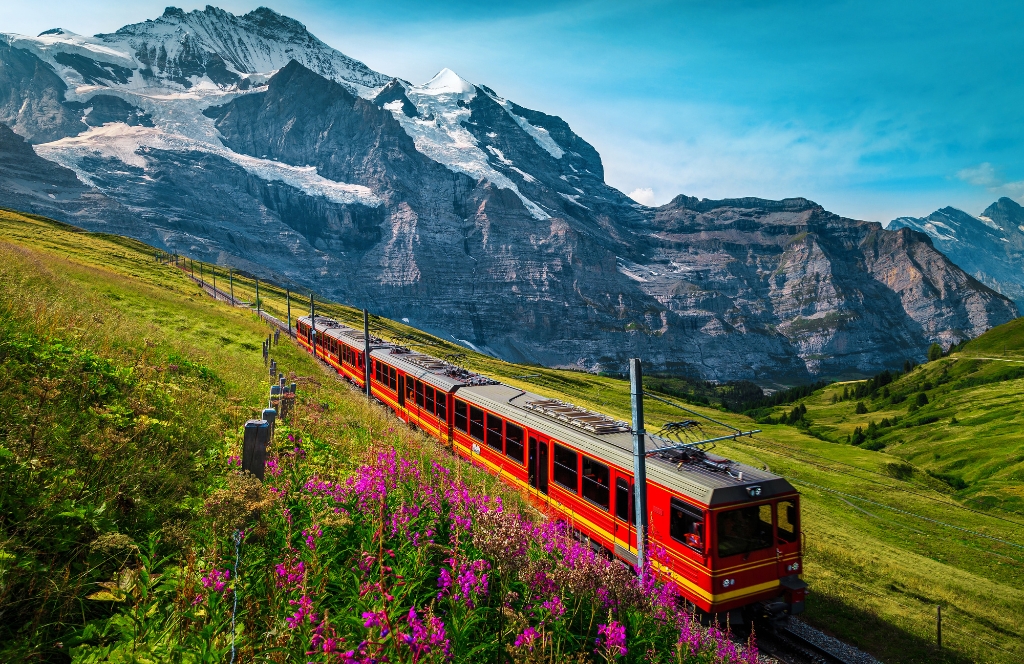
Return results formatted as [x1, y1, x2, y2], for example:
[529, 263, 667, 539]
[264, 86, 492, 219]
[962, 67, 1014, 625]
[528, 435, 549, 495]
[613, 476, 636, 565]
[775, 498, 800, 577]
[397, 374, 405, 408]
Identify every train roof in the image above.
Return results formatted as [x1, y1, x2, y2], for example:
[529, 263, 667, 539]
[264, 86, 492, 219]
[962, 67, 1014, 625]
[297, 315, 496, 392]
[297, 314, 794, 506]
[456, 383, 795, 507]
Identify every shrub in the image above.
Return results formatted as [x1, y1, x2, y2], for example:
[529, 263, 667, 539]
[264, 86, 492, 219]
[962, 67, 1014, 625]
[885, 462, 915, 480]
[927, 470, 968, 490]
[928, 343, 943, 362]
[915, 392, 929, 407]
[855, 401, 868, 414]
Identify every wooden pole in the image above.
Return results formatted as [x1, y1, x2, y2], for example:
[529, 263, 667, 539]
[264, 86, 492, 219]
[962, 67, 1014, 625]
[630, 358, 649, 568]
[937, 605, 942, 649]
[363, 309, 372, 398]
[212, 266, 216, 299]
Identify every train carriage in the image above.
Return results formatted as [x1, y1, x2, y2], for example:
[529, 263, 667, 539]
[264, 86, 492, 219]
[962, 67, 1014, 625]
[293, 315, 806, 618]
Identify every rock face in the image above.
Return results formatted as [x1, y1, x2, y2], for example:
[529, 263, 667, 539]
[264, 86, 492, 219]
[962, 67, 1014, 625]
[0, 6, 1016, 383]
[889, 199, 1024, 309]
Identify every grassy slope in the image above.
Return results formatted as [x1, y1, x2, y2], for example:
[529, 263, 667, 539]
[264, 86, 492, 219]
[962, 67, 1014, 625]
[2, 209, 1022, 663]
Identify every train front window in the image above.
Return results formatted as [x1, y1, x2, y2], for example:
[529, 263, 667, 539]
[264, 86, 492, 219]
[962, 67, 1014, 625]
[777, 499, 797, 544]
[717, 504, 773, 558]
[670, 498, 704, 552]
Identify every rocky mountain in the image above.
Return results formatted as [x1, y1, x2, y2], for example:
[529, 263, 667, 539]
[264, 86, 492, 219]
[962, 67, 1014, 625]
[0, 6, 1016, 383]
[889, 199, 1024, 308]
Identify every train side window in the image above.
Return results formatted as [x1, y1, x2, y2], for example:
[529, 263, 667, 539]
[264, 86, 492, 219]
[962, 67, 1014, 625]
[406, 375, 415, 402]
[670, 498, 704, 551]
[581, 456, 610, 510]
[469, 406, 484, 441]
[455, 400, 468, 432]
[486, 413, 503, 452]
[505, 423, 524, 463]
[415, 380, 424, 408]
[553, 444, 578, 493]
[717, 504, 773, 558]
[615, 478, 633, 523]
[374, 360, 381, 383]
[435, 391, 447, 421]
[425, 386, 435, 414]
[777, 499, 797, 544]
[391, 367, 397, 390]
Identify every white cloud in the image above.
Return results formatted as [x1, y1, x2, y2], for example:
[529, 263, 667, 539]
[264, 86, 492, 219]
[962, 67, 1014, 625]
[628, 187, 656, 206]
[956, 162, 1001, 187]
[956, 162, 1024, 203]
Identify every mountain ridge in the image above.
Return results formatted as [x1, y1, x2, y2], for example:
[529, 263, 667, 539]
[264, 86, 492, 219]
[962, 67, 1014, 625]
[0, 6, 1016, 383]
[889, 197, 1024, 308]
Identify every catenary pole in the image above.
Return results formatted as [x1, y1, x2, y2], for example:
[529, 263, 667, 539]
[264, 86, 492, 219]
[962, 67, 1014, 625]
[630, 358, 649, 569]
[255, 278, 260, 314]
[286, 289, 291, 335]
[310, 292, 316, 354]
[363, 309, 372, 398]
[229, 269, 234, 304]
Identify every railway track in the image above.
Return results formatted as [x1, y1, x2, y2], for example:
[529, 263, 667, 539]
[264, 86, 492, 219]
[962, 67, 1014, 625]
[755, 620, 876, 664]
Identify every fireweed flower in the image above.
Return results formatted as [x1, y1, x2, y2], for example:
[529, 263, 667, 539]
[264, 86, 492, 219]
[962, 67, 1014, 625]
[595, 621, 628, 658]
[266, 456, 282, 477]
[400, 607, 451, 662]
[286, 594, 317, 629]
[437, 558, 490, 608]
[362, 610, 390, 637]
[302, 524, 323, 551]
[275, 557, 306, 590]
[200, 568, 230, 593]
[514, 626, 541, 651]
[227, 455, 241, 467]
[541, 595, 566, 619]
[308, 617, 344, 655]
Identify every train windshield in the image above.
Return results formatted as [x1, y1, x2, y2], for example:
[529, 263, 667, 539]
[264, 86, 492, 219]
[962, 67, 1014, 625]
[716, 504, 773, 558]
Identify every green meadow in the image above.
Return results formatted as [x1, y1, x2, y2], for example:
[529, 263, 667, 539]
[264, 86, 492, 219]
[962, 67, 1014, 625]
[1, 208, 1022, 663]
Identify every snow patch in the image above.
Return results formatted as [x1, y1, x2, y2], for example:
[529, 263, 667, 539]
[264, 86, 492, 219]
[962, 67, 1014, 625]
[559, 192, 590, 210]
[484, 91, 564, 159]
[509, 167, 537, 183]
[486, 145, 513, 165]
[35, 124, 382, 207]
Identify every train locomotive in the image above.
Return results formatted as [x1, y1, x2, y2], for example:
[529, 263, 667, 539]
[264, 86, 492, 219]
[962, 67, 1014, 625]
[295, 315, 807, 618]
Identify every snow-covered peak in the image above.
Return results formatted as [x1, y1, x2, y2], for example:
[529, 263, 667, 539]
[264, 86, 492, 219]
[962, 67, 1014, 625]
[416, 68, 476, 96]
[5, 5, 390, 98]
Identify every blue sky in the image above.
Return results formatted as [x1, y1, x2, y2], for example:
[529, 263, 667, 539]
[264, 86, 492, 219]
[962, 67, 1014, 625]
[5, 0, 1023, 222]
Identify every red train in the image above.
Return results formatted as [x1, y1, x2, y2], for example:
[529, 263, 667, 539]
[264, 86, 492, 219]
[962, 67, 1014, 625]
[295, 315, 806, 618]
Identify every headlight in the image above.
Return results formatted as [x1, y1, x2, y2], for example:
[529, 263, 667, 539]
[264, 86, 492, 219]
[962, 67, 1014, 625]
[722, 578, 735, 588]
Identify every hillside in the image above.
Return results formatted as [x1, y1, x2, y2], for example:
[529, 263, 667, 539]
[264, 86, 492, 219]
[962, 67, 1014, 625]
[0, 5, 1017, 383]
[754, 320, 1024, 517]
[2, 210, 1020, 663]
